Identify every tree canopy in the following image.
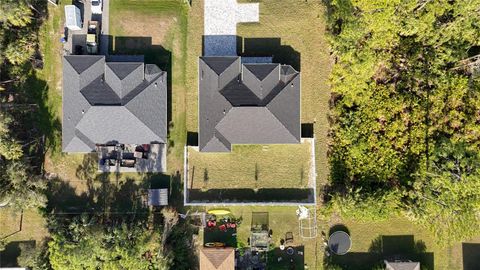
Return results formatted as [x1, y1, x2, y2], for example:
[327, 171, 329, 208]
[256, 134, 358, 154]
[48, 216, 172, 270]
[0, 160, 46, 210]
[325, 0, 480, 243]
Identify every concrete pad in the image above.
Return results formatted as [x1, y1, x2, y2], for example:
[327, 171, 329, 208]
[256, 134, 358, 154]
[236, 4, 259, 23]
[204, 0, 259, 56]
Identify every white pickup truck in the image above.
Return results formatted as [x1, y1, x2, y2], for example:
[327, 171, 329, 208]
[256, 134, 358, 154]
[91, 0, 102, 14]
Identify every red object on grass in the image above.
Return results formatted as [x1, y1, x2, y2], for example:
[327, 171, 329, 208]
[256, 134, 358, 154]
[207, 220, 216, 227]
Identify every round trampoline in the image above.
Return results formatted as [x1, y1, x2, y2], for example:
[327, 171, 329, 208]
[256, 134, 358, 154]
[328, 231, 351, 255]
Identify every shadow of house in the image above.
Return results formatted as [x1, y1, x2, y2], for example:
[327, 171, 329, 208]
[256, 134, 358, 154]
[201, 35, 301, 71]
[241, 37, 301, 71]
[462, 243, 480, 270]
[325, 235, 434, 270]
[187, 131, 198, 146]
[187, 188, 315, 204]
[111, 36, 173, 126]
[301, 123, 314, 138]
[202, 35, 242, 56]
[0, 240, 35, 267]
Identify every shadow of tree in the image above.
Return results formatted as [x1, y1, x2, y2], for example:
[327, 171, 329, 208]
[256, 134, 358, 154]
[75, 153, 98, 181]
[43, 174, 149, 225]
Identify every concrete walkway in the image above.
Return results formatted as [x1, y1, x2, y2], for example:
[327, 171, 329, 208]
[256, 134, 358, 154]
[204, 0, 259, 56]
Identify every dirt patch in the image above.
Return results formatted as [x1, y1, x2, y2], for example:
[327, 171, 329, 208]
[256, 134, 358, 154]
[115, 12, 175, 45]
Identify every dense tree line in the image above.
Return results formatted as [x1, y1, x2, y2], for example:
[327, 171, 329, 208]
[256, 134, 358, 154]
[325, 0, 480, 243]
[47, 215, 171, 270]
[0, 0, 47, 209]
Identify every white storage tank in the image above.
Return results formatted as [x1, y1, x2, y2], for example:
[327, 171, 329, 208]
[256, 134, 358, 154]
[64, 5, 82, 31]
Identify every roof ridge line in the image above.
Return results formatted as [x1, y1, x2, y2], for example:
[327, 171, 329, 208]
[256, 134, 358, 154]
[265, 106, 299, 142]
[122, 73, 163, 105]
[202, 57, 239, 76]
[74, 128, 96, 149]
[124, 99, 165, 143]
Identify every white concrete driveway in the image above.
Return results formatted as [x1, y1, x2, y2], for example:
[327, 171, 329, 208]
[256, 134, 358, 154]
[203, 0, 259, 56]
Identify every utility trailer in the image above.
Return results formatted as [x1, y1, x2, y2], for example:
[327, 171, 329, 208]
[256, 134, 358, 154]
[86, 21, 100, 54]
[64, 5, 82, 31]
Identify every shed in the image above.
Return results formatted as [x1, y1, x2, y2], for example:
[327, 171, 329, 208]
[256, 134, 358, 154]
[65, 5, 82, 31]
[148, 189, 168, 206]
[199, 247, 234, 270]
[385, 261, 421, 270]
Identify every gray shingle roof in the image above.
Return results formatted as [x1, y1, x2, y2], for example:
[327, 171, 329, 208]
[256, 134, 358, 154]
[199, 56, 300, 152]
[385, 261, 421, 270]
[62, 55, 167, 152]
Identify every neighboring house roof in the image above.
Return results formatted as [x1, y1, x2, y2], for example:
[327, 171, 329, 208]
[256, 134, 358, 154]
[199, 56, 300, 152]
[62, 55, 167, 152]
[385, 261, 421, 270]
[199, 247, 235, 270]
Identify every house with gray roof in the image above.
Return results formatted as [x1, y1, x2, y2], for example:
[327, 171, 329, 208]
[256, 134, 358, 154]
[62, 55, 167, 172]
[198, 56, 301, 152]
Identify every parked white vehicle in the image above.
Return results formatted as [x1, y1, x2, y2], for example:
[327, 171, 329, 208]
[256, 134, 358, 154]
[91, 0, 102, 14]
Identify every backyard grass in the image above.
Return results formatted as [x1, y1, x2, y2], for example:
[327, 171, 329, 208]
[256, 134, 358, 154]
[188, 143, 313, 190]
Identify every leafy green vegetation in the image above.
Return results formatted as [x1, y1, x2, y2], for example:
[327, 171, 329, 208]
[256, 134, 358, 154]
[325, 0, 480, 243]
[0, 0, 49, 211]
[48, 215, 170, 269]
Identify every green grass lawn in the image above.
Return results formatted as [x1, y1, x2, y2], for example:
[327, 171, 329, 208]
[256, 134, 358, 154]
[188, 143, 313, 190]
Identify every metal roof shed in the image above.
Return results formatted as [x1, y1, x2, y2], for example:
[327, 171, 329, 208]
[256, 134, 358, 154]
[148, 189, 168, 206]
[65, 5, 82, 31]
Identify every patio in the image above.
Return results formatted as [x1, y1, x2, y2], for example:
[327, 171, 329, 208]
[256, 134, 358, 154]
[97, 143, 166, 173]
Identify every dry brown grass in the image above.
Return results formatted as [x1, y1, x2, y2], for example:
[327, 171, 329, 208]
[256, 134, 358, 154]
[113, 12, 175, 45]
[0, 209, 49, 243]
